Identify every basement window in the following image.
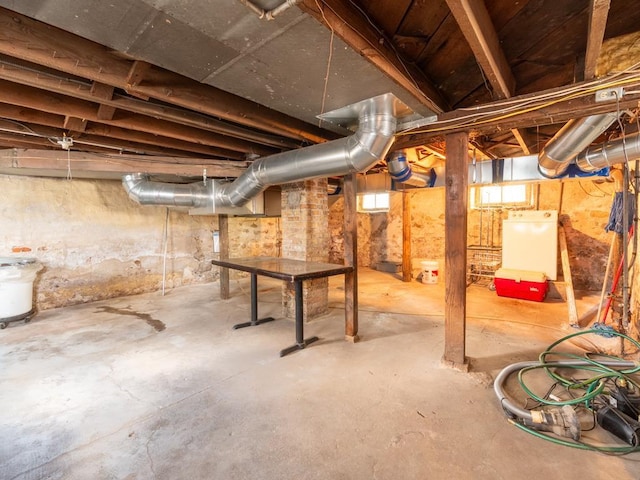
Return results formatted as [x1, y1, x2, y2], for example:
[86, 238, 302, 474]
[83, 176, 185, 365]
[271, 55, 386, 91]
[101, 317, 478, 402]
[358, 193, 390, 213]
[470, 184, 532, 209]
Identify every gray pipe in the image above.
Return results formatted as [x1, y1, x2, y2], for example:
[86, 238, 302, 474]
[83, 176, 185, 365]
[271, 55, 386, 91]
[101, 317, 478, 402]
[215, 94, 397, 207]
[387, 150, 432, 188]
[123, 94, 397, 210]
[576, 132, 640, 172]
[123, 173, 212, 208]
[538, 112, 619, 178]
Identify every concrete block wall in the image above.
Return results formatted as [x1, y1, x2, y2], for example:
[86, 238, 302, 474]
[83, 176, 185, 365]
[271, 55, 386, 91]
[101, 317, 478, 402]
[281, 179, 329, 320]
[0, 175, 278, 310]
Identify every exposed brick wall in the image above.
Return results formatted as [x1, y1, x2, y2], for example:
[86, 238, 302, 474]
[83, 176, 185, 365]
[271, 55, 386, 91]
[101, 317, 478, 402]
[281, 179, 329, 320]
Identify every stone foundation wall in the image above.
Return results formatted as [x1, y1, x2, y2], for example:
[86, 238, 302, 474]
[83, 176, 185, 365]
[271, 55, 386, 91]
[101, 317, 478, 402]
[328, 179, 615, 290]
[0, 175, 278, 310]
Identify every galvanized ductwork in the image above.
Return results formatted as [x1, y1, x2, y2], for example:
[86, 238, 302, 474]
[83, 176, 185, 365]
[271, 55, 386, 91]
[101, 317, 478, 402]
[386, 150, 432, 188]
[537, 112, 619, 178]
[576, 133, 640, 172]
[123, 94, 400, 213]
[123, 173, 212, 208]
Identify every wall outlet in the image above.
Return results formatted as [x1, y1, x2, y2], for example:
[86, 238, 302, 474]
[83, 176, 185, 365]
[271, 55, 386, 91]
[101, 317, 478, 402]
[595, 87, 624, 102]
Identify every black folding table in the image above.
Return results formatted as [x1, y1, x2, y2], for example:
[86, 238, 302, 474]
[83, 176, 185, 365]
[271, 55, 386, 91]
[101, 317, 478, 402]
[211, 256, 353, 357]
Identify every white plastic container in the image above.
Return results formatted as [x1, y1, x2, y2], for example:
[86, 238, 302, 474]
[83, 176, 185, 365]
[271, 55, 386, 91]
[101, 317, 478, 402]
[421, 260, 439, 284]
[0, 257, 41, 318]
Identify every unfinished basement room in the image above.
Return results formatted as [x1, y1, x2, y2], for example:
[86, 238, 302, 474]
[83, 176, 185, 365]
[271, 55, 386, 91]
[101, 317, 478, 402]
[3, 0, 640, 478]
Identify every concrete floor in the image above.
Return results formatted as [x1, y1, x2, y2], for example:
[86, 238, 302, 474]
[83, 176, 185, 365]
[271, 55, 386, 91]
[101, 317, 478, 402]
[1, 269, 639, 479]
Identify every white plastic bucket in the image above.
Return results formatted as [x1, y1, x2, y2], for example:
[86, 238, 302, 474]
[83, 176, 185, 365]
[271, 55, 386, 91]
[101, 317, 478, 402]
[421, 260, 439, 284]
[0, 257, 41, 318]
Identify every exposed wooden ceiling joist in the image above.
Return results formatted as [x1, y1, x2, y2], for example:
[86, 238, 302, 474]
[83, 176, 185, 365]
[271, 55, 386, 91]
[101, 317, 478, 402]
[584, 0, 611, 80]
[444, 0, 515, 99]
[0, 103, 248, 159]
[0, 149, 247, 178]
[0, 80, 276, 157]
[0, 7, 334, 145]
[395, 72, 640, 149]
[300, 0, 449, 114]
[444, 0, 535, 156]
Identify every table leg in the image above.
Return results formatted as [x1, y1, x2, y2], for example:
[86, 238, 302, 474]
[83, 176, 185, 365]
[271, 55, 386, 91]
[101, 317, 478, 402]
[279, 279, 319, 357]
[233, 273, 275, 329]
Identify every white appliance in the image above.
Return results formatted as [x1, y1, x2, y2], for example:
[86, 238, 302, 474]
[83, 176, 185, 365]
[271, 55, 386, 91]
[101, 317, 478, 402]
[502, 210, 558, 280]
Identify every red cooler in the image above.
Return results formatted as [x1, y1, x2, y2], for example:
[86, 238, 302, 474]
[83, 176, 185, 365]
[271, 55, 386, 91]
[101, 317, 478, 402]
[494, 268, 548, 302]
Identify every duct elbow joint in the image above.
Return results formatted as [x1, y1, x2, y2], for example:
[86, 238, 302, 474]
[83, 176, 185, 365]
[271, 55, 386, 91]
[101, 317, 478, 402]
[122, 172, 150, 203]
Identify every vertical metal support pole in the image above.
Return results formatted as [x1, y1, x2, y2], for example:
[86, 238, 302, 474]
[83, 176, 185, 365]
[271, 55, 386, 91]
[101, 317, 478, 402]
[251, 273, 258, 325]
[295, 280, 304, 345]
[219, 214, 230, 299]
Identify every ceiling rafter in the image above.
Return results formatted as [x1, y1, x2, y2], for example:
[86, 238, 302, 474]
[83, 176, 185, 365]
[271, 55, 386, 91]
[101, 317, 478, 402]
[0, 79, 278, 157]
[0, 57, 301, 150]
[395, 72, 640, 149]
[0, 7, 334, 145]
[300, 0, 449, 114]
[0, 102, 247, 160]
[445, 0, 537, 155]
[445, 0, 515, 99]
[584, 0, 611, 80]
[0, 149, 247, 178]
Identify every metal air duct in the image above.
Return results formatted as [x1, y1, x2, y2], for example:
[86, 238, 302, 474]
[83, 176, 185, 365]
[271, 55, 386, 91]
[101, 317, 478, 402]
[386, 150, 432, 188]
[123, 94, 403, 213]
[123, 173, 211, 208]
[538, 112, 619, 178]
[576, 132, 640, 172]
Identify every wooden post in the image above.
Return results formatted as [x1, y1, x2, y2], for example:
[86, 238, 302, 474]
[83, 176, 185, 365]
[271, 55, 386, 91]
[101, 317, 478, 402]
[343, 174, 359, 342]
[443, 132, 469, 371]
[558, 223, 578, 327]
[219, 214, 230, 300]
[402, 190, 412, 282]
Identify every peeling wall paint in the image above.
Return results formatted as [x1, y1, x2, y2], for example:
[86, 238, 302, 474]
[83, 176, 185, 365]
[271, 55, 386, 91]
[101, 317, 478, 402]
[0, 175, 279, 310]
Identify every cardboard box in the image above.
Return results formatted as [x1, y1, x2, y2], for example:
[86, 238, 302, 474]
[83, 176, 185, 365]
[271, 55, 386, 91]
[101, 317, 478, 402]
[494, 268, 548, 302]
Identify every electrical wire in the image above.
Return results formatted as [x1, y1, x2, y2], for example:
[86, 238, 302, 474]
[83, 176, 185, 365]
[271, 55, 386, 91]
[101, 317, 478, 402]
[397, 63, 640, 135]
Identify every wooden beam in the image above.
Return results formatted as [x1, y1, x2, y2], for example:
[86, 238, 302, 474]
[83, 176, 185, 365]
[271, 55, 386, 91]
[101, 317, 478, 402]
[126, 60, 151, 88]
[63, 116, 87, 133]
[0, 59, 299, 149]
[0, 149, 246, 177]
[343, 173, 359, 342]
[300, 0, 448, 114]
[402, 191, 412, 282]
[510, 128, 531, 155]
[0, 7, 334, 144]
[445, 0, 516, 99]
[444, 1, 534, 155]
[125, 61, 151, 100]
[559, 223, 579, 327]
[218, 215, 230, 300]
[584, 0, 611, 80]
[0, 80, 274, 157]
[443, 131, 469, 370]
[395, 73, 640, 149]
[90, 82, 117, 120]
[0, 103, 243, 159]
